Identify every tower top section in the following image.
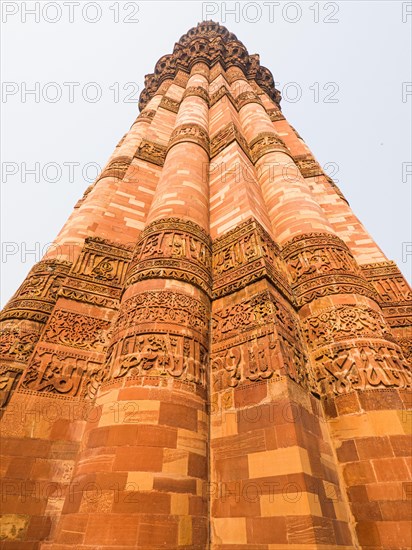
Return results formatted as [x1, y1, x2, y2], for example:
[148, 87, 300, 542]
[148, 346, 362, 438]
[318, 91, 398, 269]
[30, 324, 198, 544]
[139, 20, 281, 110]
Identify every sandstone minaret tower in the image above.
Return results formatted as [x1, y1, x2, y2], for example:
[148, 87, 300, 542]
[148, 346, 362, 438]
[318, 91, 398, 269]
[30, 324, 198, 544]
[1, 21, 411, 549]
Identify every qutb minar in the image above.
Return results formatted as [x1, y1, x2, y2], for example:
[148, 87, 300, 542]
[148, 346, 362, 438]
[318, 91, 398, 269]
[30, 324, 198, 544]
[0, 21, 411, 549]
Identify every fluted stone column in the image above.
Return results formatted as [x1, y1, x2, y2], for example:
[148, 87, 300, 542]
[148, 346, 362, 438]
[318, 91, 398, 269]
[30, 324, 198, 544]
[44, 63, 211, 549]
[230, 65, 412, 549]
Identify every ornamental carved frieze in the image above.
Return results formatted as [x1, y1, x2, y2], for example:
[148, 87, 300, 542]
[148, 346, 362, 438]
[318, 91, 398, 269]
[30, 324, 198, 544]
[168, 123, 210, 154]
[0, 365, 22, 409]
[106, 331, 207, 386]
[211, 288, 314, 392]
[136, 109, 156, 123]
[18, 345, 103, 399]
[212, 291, 275, 344]
[209, 85, 238, 110]
[183, 86, 210, 105]
[312, 341, 411, 397]
[303, 304, 393, 348]
[361, 261, 412, 304]
[212, 218, 292, 301]
[294, 155, 323, 178]
[97, 156, 132, 181]
[0, 259, 71, 324]
[112, 290, 209, 337]
[70, 236, 133, 287]
[398, 337, 412, 362]
[249, 132, 289, 163]
[58, 279, 122, 310]
[0, 322, 40, 362]
[210, 122, 251, 160]
[134, 139, 167, 166]
[159, 96, 180, 113]
[173, 71, 190, 89]
[139, 21, 280, 110]
[282, 233, 377, 306]
[236, 91, 263, 110]
[212, 332, 281, 390]
[293, 154, 348, 203]
[267, 108, 285, 122]
[126, 218, 212, 295]
[43, 310, 112, 352]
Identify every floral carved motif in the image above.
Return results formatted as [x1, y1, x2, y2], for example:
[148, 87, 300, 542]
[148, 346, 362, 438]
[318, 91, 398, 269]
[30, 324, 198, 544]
[212, 218, 291, 301]
[43, 310, 112, 352]
[183, 86, 210, 105]
[136, 109, 156, 122]
[113, 291, 209, 335]
[210, 122, 251, 160]
[236, 91, 263, 110]
[0, 323, 39, 362]
[303, 304, 392, 347]
[0, 259, 71, 324]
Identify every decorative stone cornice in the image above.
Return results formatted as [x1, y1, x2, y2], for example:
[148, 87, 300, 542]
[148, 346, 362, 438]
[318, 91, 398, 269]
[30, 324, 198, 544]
[139, 21, 281, 110]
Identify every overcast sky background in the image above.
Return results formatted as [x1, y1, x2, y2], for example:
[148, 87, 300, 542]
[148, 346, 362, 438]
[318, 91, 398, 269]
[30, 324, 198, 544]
[1, 0, 411, 307]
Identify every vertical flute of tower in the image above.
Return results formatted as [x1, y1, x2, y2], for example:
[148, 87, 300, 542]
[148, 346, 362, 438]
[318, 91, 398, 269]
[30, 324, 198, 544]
[227, 66, 334, 243]
[44, 90, 171, 264]
[229, 66, 412, 548]
[0, 85, 174, 412]
[46, 63, 211, 549]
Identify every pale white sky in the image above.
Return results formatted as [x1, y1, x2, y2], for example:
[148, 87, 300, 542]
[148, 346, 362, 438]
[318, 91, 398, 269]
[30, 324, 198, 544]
[1, 1, 411, 307]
